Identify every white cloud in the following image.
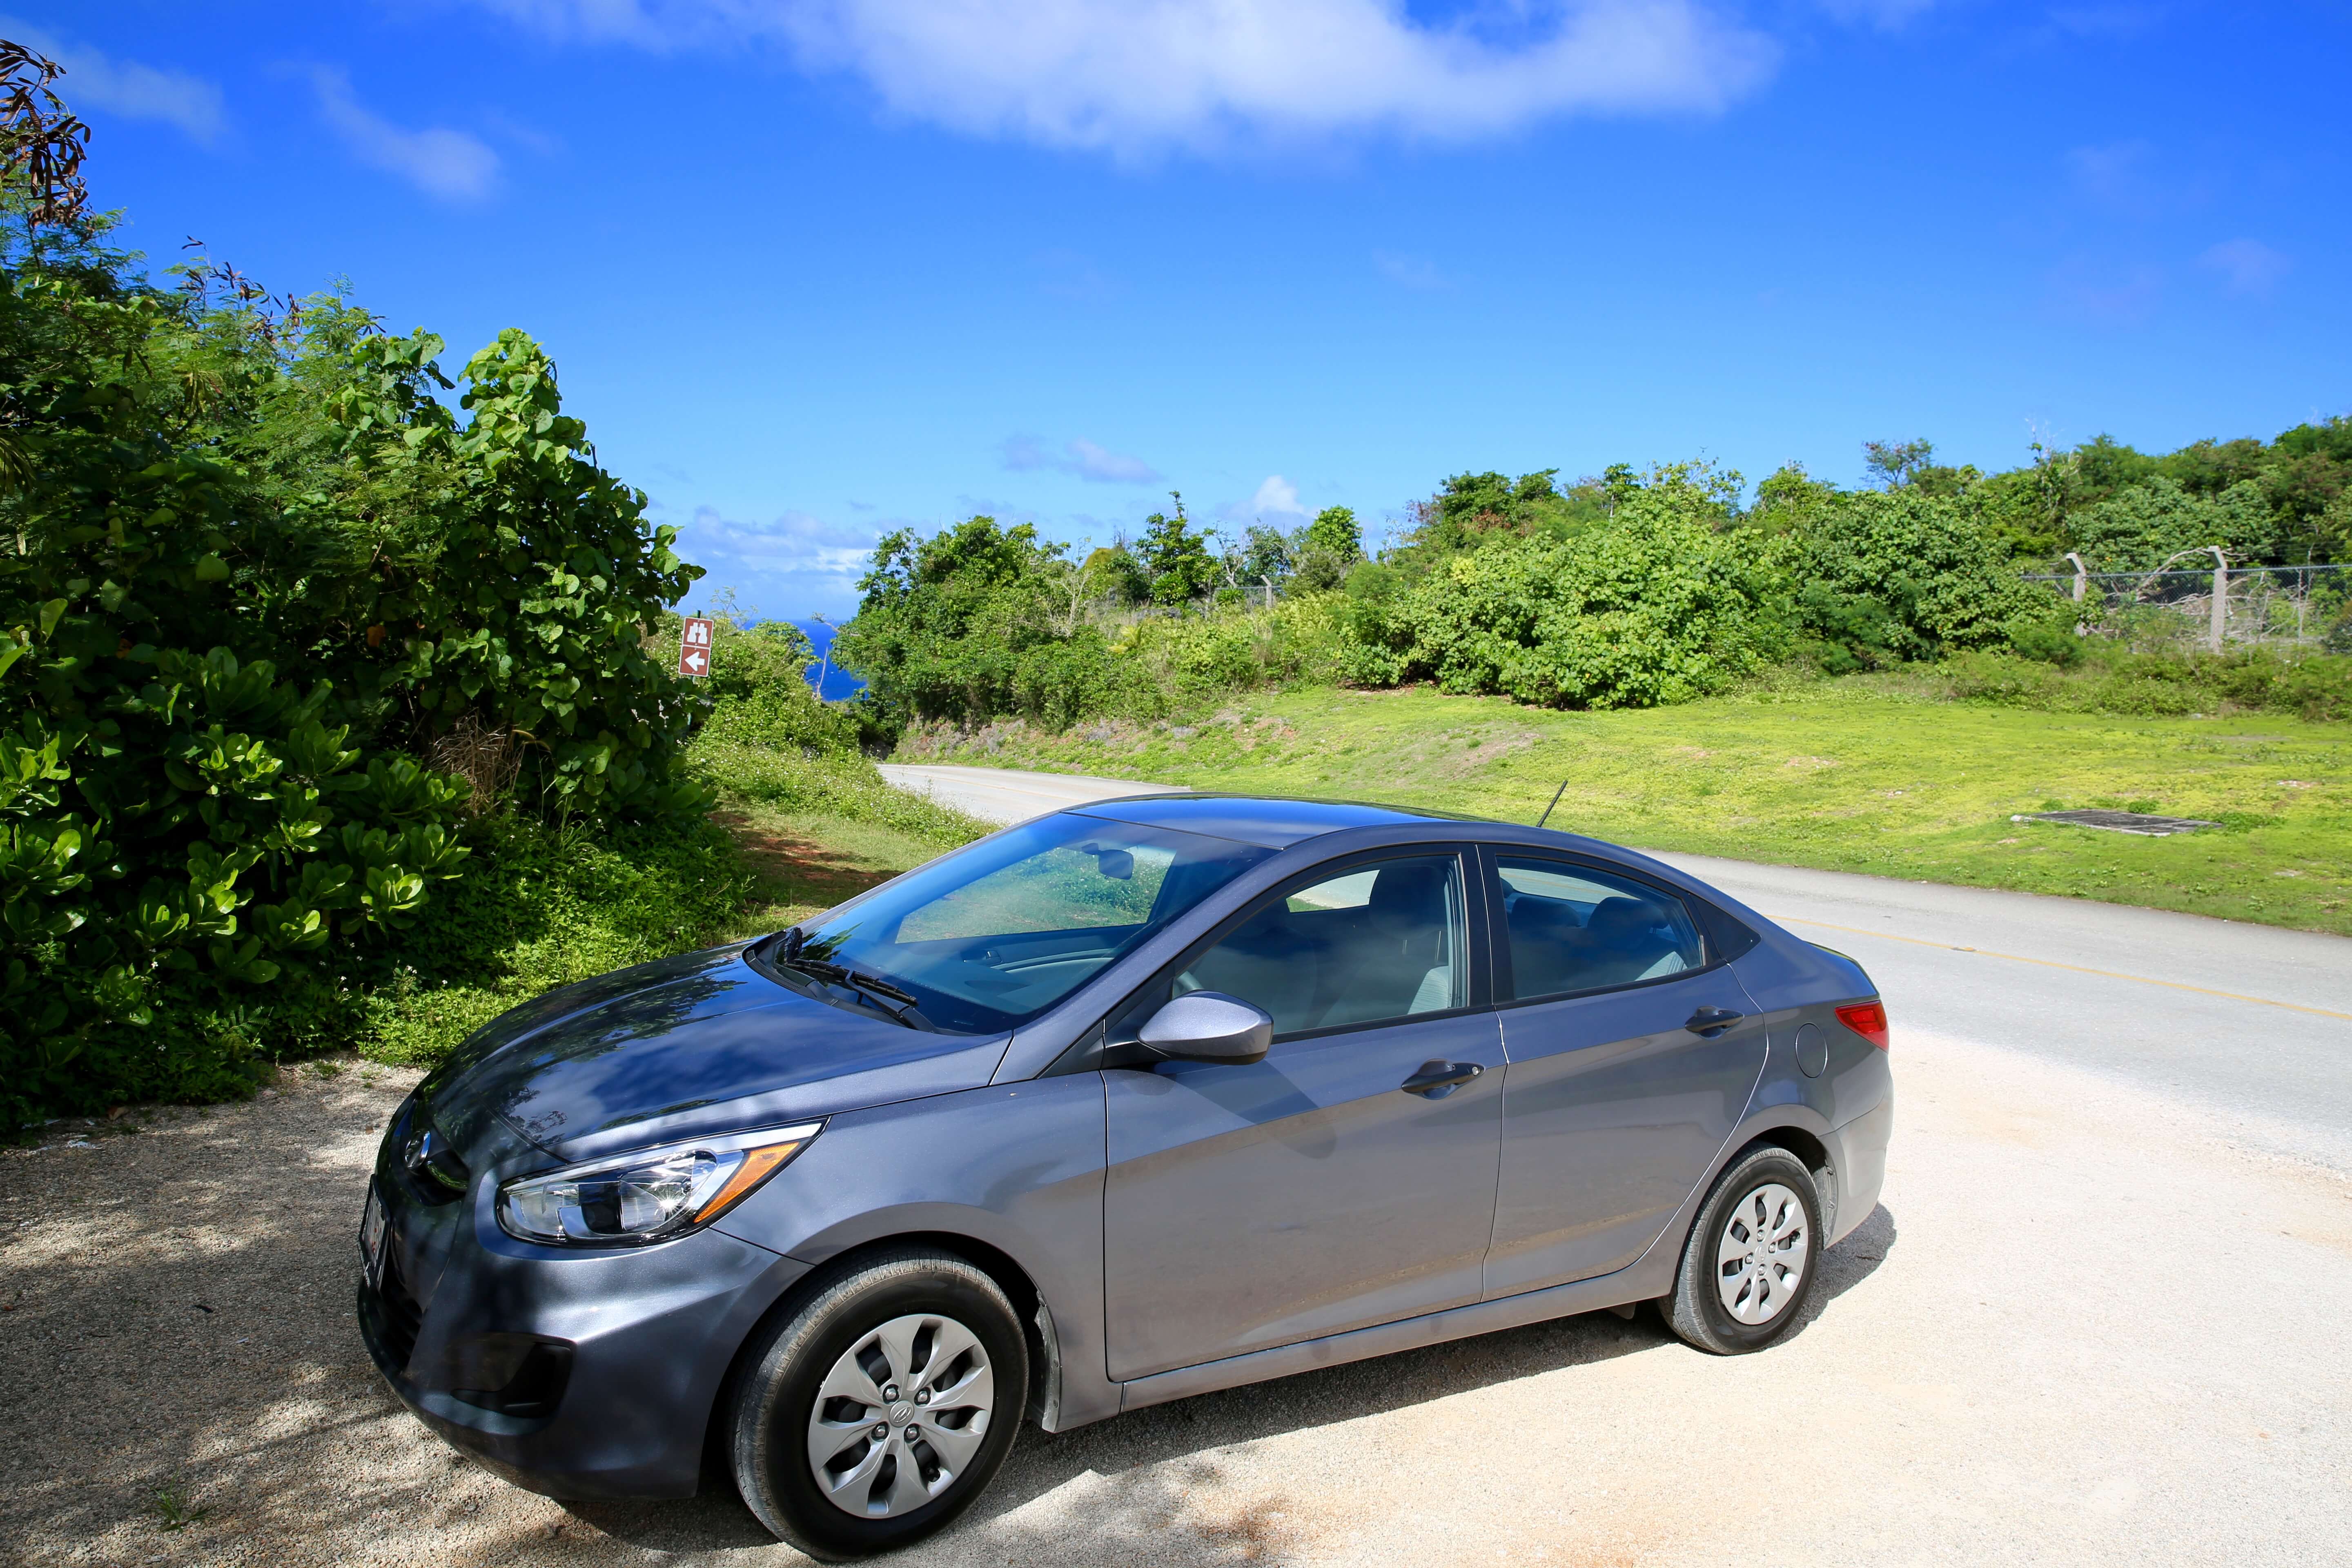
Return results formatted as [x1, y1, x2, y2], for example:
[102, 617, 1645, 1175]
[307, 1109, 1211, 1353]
[680, 505, 877, 570]
[670, 505, 886, 615]
[1219, 474, 1309, 524]
[1001, 434, 1162, 483]
[1, 18, 225, 144]
[308, 68, 500, 200]
[2198, 238, 2288, 298]
[474, 1, 1780, 155]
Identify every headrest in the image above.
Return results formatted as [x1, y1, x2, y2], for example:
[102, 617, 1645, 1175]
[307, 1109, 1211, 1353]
[1368, 862, 1446, 921]
[1586, 896, 1662, 938]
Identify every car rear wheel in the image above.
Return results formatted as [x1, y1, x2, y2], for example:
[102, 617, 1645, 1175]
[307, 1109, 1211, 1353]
[730, 1249, 1028, 1559]
[1665, 1145, 1822, 1355]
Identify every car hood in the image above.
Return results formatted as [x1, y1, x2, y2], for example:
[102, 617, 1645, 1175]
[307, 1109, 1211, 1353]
[419, 944, 1012, 1167]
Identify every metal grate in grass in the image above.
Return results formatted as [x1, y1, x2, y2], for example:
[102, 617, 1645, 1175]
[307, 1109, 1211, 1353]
[2013, 809, 2218, 837]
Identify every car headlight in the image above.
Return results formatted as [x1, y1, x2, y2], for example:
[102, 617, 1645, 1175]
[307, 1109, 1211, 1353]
[495, 1123, 821, 1247]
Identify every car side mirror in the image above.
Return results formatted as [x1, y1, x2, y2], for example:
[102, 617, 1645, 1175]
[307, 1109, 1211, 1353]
[1138, 991, 1272, 1065]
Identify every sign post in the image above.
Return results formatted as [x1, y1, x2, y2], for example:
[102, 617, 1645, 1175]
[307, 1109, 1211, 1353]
[678, 616, 714, 678]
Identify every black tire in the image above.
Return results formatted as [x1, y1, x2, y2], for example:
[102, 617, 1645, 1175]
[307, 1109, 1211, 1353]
[1665, 1145, 1823, 1355]
[729, 1248, 1028, 1560]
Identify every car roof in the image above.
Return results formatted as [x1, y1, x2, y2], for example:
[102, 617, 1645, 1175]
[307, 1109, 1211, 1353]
[1069, 792, 1490, 849]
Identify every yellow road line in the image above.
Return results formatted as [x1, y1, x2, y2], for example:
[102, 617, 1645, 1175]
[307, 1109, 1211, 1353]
[1781, 916, 2352, 1022]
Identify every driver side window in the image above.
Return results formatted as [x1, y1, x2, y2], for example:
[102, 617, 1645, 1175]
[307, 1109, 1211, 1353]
[1174, 855, 1467, 1038]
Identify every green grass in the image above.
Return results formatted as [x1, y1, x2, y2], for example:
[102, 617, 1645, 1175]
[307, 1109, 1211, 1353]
[360, 741, 991, 1070]
[894, 681, 2352, 937]
[718, 804, 977, 938]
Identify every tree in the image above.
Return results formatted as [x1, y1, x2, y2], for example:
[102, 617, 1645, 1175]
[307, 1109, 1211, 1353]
[2067, 477, 2274, 571]
[1083, 540, 1151, 606]
[1863, 439, 1936, 489]
[1304, 506, 1361, 561]
[0, 46, 710, 1118]
[1137, 493, 1218, 609]
[833, 516, 1137, 728]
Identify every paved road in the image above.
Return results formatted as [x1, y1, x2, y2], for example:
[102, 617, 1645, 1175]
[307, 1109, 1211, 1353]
[880, 761, 2352, 1172]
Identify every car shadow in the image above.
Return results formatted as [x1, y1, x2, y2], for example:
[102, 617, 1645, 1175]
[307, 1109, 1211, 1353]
[567, 1205, 1896, 1562]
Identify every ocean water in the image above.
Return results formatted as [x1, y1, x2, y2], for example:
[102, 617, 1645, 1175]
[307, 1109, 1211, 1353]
[790, 619, 866, 702]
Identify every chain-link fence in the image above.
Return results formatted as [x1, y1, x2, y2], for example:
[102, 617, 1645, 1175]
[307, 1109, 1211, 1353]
[2023, 559, 2352, 652]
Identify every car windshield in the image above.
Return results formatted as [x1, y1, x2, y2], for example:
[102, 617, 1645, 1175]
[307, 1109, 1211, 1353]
[753, 813, 1276, 1035]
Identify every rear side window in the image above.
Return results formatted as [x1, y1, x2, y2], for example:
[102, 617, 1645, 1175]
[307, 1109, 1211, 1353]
[1173, 854, 1468, 1037]
[1495, 856, 1705, 1001]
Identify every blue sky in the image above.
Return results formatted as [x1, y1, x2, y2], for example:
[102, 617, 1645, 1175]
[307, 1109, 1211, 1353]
[29, 2, 2351, 619]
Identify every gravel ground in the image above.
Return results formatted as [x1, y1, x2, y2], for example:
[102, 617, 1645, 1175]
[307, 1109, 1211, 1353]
[5, 1029, 2349, 1568]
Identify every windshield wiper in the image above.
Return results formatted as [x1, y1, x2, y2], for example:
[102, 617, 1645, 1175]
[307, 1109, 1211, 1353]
[762, 932, 928, 1028]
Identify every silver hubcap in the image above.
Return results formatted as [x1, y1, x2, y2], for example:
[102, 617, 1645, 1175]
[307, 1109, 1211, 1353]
[1715, 1182, 1809, 1325]
[806, 1313, 995, 1518]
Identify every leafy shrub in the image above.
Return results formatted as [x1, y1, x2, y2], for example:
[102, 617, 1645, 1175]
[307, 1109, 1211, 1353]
[699, 671, 864, 759]
[363, 814, 749, 1066]
[835, 516, 1160, 732]
[700, 616, 819, 705]
[1940, 647, 2350, 721]
[1788, 487, 2052, 667]
[2006, 617, 2085, 667]
[0, 154, 708, 1121]
[1344, 472, 1794, 708]
[2069, 477, 2274, 570]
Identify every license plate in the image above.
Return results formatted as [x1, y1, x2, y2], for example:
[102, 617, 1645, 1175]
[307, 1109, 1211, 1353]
[360, 1184, 388, 1285]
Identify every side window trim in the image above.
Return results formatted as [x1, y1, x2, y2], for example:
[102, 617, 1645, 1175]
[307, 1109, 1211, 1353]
[1106, 844, 1494, 1052]
[1477, 844, 1726, 1008]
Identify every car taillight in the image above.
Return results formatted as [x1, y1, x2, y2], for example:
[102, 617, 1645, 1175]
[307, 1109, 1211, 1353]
[1835, 1000, 1889, 1050]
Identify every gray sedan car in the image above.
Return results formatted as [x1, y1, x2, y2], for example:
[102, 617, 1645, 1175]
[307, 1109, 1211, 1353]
[359, 795, 1892, 1557]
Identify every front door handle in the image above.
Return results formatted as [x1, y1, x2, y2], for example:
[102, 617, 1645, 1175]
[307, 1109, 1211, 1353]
[1400, 1059, 1486, 1099]
[1685, 1007, 1744, 1038]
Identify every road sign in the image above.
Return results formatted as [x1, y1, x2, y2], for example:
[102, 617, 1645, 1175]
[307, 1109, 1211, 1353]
[678, 616, 714, 677]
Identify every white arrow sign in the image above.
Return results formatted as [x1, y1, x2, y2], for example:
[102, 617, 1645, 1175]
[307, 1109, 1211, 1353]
[679, 617, 715, 677]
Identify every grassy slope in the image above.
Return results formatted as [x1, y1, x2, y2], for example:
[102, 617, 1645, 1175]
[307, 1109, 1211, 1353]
[361, 753, 989, 1069]
[717, 804, 973, 939]
[900, 682, 2352, 936]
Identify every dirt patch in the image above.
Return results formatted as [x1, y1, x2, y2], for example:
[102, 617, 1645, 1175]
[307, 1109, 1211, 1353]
[712, 811, 900, 905]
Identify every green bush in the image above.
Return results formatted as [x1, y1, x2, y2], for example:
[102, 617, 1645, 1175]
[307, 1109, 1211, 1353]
[701, 616, 820, 704]
[363, 814, 749, 1067]
[2069, 477, 2274, 570]
[0, 128, 710, 1122]
[1344, 470, 1794, 708]
[1940, 646, 2351, 720]
[835, 516, 1161, 732]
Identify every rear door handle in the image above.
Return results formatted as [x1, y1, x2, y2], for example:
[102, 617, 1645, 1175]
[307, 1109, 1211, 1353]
[1400, 1059, 1485, 1098]
[1685, 1007, 1744, 1038]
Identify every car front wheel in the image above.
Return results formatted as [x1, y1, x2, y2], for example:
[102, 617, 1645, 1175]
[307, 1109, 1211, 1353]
[730, 1248, 1028, 1559]
[1664, 1144, 1823, 1355]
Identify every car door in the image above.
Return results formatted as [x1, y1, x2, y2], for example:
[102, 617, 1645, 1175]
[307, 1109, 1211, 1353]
[1102, 850, 1504, 1383]
[1480, 849, 1768, 1299]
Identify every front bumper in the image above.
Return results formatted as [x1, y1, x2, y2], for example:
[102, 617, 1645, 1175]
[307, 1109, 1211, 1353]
[356, 1167, 811, 1500]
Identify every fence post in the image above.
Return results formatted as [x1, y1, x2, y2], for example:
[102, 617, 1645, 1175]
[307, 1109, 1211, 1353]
[2064, 551, 2087, 603]
[2207, 546, 2227, 652]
